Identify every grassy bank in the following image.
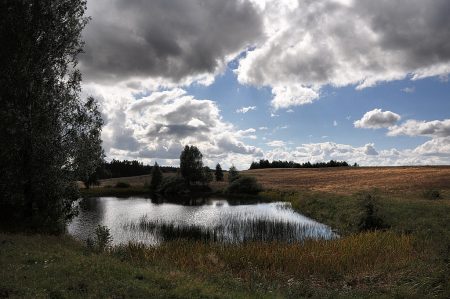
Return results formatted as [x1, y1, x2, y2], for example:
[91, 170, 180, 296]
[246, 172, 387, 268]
[1, 230, 434, 298]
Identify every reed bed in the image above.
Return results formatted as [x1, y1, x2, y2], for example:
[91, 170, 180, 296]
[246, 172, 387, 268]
[122, 215, 335, 243]
[114, 231, 415, 285]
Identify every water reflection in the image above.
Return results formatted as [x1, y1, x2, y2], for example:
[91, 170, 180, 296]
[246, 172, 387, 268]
[68, 196, 336, 245]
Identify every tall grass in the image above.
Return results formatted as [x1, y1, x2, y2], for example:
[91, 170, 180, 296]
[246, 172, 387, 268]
[123, 215, 336, 243]
[114, 231, 415, 286]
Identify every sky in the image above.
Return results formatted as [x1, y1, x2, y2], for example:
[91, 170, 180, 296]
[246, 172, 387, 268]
[79, 0, 450, 169]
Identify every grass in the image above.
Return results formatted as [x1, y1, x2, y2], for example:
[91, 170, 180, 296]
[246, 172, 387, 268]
[124, 216, 335, 243]
[0, 233, 259, 299]
[1, 231, 429, 298]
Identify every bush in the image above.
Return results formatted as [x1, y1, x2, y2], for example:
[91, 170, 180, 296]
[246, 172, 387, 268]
[86, 225, 113, 252]
[115, 182, 130, 188]
[158, 177, 188, 195]
[357, 194, 386, 232]
[228, 166, 240, 183]
[226, 176, 262, 195]
[422, 189, 441, 200]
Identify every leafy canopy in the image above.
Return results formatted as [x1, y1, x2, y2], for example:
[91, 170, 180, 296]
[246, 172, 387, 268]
[0, 0, 102, 232]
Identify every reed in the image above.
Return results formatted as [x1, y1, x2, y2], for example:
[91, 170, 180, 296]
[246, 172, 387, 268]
[123, 215, 336, 243]
[114, 231, 415, 289]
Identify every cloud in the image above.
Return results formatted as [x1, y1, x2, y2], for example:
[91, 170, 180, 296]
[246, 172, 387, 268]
[388, 119, 450, 138]
[236, 106, 257, 114]
[237, 0, 450, 109]
[401, 87, 415, 93]
[364, 143, 379, 156]
[333, 120, 338, 127]
[84, 85, 263, 168]
[354, 108, 401, 129]
[80, 0, 263, 85]
[264, 140, 450, 166]
[267, 140, 286, 147]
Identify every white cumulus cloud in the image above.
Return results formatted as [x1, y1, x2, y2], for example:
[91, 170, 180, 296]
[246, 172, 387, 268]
[354, 109, 401, 129]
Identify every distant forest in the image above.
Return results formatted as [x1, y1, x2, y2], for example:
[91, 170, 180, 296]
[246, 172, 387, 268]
[249, 159, 355, 170]
[95, 159, 178, 179]
[93, 159, 356, 179]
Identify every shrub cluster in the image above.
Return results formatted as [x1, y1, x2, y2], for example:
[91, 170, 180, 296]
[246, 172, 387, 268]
[226, 176, 262, 195]
[115, 182, 130, 188]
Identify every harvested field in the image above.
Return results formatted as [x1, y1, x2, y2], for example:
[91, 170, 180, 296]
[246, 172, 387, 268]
[245, 166, 450, 195]
[88, 166, 450, 195]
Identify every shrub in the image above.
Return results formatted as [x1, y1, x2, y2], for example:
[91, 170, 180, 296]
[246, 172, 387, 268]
[226, 176, 262, 195]
[422, 189, 441, 200]
[86, 225, 113, 252]
[150, 162, 163, 191]
[357, 194, 386, 232]
[158, 177, 188, 195]
[95, 225, 113, 252]
[228, 166, 240, 183]
[115, 181, 130, 188]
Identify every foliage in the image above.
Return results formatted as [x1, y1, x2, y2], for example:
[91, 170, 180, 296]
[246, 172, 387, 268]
[179, 145, 204, 185]
[150, 162, 163, 191]
[201, 166, 213, 185]
[228, 166, 240, 183]
[215, 163, 224, 181]
[114, 182, 130, 188]
[0, 0, 104, 233]
[158, 176, 188, 195]
[94, 225, 112, 252]
[249, 159, 350, 169]
[357, 194, 387, 232]
[74, 97, 104, 189]
[422, 189, 441, 200]
[226, 176, 262, 195]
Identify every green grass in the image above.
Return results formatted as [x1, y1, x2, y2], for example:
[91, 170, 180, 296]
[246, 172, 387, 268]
[0, 233, 262, 298]
[1, 231, 430, 299]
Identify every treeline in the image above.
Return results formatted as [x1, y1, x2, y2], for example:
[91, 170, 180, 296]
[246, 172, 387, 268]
[249, 159, 356, 169]
[95, 159, 178, 179]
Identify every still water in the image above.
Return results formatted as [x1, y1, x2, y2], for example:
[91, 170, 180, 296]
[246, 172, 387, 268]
[68, 196, 336, 245]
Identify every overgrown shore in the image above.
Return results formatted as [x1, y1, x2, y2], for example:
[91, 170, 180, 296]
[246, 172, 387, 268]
[2, 185, 450, 298]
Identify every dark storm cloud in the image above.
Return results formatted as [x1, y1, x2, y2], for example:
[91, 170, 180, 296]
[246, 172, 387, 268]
[355, 0, 450, 71]
[80, 0, 263, 83]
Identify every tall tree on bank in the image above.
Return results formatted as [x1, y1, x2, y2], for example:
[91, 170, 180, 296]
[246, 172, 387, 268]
[215, 163, 224, 181]
[0, 0, 102, 232]
[150, 162, 163, 191]
[179, 145, 204, 186]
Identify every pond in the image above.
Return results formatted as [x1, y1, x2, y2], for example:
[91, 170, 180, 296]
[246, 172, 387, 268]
[68, 196, 337, 245]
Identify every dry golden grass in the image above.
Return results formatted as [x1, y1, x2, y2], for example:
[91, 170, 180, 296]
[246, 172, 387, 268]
[244, 166, 450, 195]
[84, 166, 450, 195]
[116, 231, 415, 290]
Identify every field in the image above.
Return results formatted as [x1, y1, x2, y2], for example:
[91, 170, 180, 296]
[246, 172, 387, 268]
[246, 166, 450, 195]
[87, 166, 450, 196]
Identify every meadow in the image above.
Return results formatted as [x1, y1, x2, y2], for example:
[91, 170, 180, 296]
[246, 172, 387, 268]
[2, 166, 450, 298]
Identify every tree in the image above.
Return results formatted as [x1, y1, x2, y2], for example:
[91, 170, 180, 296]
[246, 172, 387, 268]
[215, 163, 224, 181]
[74, 97, 104, 189]
[150, 162, 163, 191]
[179, 145, 204, 186]
[201, 166, 213, 185]
[228, 166, 240, 183]
[0, 0, 101, 233]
